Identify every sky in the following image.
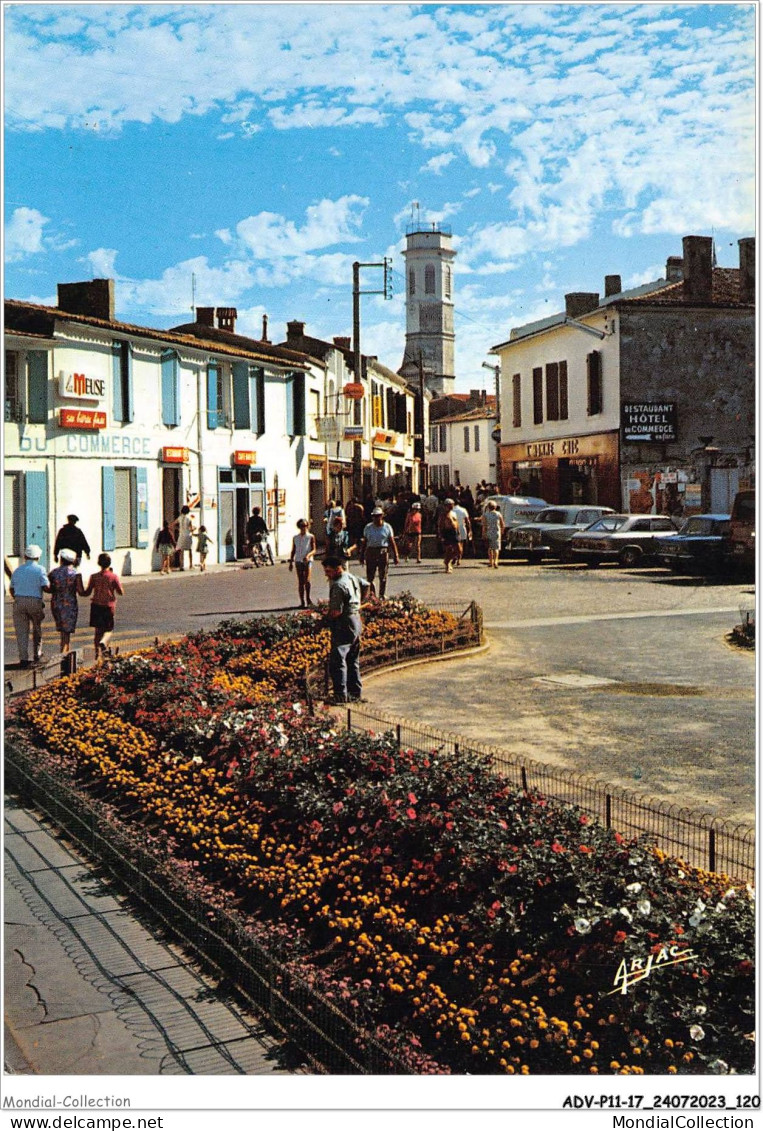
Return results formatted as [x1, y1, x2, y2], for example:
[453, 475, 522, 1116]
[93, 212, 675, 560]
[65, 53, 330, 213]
[3, 2, 756, 392]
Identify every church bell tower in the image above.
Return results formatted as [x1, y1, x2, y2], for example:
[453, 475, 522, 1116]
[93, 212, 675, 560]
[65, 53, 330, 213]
[399, 219, 456, 397]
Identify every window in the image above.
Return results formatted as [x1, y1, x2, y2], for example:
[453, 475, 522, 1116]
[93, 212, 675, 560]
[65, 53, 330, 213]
[4, 472, 21, 555]
[5, 352, 20, 422]
[430, 425, 439, 453]
[474, 425, 480, 452]
[308, 389, 320, 438]
[439, 424, 447, 452]
[545, 361, 568, 422]
[532, 368, 543, 424]
[102, 466, 148, 550]
[207, 363, 226, 429]
[112, 341, 134, 423]
[587, 350, 602, 415]
[425, 264, 436, 294]
[512, 373, 521, 428]
[114, 468, 135, 547]
[250, 367, 266, 434]
[161, 351, 180, 427]
[444, 265, 452, 299]
[286, 370, 306, 436]
[409, 269, 416, 295]
[464, 426, 470, 453]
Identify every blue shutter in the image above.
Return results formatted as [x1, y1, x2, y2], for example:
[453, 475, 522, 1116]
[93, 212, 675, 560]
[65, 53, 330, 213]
[207, 365, 219, 429]
[27, 351, 48, 424]
[285, 373, 294, 436]
[134, 466, 149, 548]
[125, 343, 134, 422]
[232, 362, 250, 430]
[161, 351, 179, 426]
[253, 368, 266, 434]
[102, 466, 116, 551]
[24, 469, 49, 565]
[112, 344, 123, 422]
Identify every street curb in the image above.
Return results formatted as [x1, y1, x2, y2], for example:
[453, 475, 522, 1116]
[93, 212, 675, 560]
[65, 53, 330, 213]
[362, 640, 491, 684]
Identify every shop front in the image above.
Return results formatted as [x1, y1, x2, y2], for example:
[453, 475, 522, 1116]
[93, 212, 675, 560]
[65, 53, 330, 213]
[499, 431, 620, 510]
[217, 452, 266, 561]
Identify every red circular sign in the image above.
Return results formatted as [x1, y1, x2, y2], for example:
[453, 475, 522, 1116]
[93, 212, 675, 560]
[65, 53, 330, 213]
[343, 382, 365, 400]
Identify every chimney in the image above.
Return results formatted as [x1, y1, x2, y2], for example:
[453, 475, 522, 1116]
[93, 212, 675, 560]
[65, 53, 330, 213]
[216, 307, 237, 332]
[738, 237, 755, 304]
[604, 275, 621, 298]
[333, 336, 351, 350]
[287, 320, 305, 343]
[682, 236, 713, 303]
[196, 306, 214, 326]
[57, 279, 115, 322]
[666, 256, 684, 282]
[261, 314, 269, 342]
[565, 292, 600, 318]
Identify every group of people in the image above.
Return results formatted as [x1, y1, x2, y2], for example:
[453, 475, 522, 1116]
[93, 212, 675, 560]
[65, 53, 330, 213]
[9, 515, 124, 667]
[155, 506, 213, 573]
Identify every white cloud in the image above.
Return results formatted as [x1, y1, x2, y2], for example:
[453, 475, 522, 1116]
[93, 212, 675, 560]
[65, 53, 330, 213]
[421, 152, 456, 175]
[5, 206, 48, 260]
[85, 247, 118, 276]
[233, 196, 368, 259]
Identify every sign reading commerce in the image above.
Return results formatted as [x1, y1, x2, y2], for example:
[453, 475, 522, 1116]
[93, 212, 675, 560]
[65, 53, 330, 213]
[622, 402, 677, 443]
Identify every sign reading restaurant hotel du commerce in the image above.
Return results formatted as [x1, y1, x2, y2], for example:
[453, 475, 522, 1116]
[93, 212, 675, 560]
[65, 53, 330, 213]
[622, 402, 678, 443]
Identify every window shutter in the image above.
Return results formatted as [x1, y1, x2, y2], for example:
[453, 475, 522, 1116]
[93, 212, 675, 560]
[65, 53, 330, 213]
[112, 342, 133, 422]
[285, 373, 294, 435]
[232, 361, 250, 430]
[559, 360, 568, 420]
[587, 351, 602, 415]
[24, 469, 49, 565]
[207, 365, 219, 429]
[250, 367, 266, 434]
[512, 373, 522, 428]
[27, 351, 48, 424]
[532, 368, 543, 424]
[112, 344, 123, 422]
[125, 343, 134, 422]
[102, 466, 116, 551]
[293, 371, 306, 435]
[474, 425, 480, 452]
[546, 363, 559, 421]
[134, 466, 149, 548]
[161, 351, 179, 426]
[464, 426, 470, 453]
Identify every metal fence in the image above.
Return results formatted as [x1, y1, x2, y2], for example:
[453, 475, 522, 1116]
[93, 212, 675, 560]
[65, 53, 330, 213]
[340, 706, 755, 883]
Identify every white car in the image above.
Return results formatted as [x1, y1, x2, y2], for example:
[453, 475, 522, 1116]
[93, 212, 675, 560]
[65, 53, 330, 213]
[569, 514, 680, 567]
[483, 495, 549, 546]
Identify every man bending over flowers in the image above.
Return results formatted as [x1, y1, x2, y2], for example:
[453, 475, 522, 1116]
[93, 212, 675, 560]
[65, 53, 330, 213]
[321, 556, 371, 704]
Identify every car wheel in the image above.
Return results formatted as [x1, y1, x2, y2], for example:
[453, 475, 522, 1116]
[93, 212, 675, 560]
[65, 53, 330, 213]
[585, 556, 600, 569]
[559, 544, 574, 564]
[524, 551, 542, 564]
[619, 545, 642, 568]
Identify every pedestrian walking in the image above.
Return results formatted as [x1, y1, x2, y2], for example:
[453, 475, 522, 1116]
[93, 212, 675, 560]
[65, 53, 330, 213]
[345, 496, 366, 543]
[452, 500, 472, 565]
[481, 500, 505, 569]
[401, 502, 423, 563]
[321, 555, 371, 703]
[175, 506, 195, 570]
[53, 514, 91, 568]
[359, 507, 399, 599]
[439, 499, 460, 573]
[48, 548, 86, 654]
[83, 552, 124, 658]
[288, 519, 316, 607]
[196, 526, 213, 572]
[324, 498, 346, 536]
[325, 515, 355, 561]
[9, 545, 50, 668]
[156, 521, 176, 574]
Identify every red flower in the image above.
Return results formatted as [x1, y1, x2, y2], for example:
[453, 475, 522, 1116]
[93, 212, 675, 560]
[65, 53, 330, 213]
[406, 808, 417, 820]
[551, 841, 565, 853]
[408, 791, 418, 804]
[614, 930, 627, 944]
[578, 845, 592, 854]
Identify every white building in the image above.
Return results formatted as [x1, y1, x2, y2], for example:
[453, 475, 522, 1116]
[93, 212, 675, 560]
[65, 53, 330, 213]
[427, 395, 498, 490]
[4, 280, 321, 574]
[398, 222, 456, 397]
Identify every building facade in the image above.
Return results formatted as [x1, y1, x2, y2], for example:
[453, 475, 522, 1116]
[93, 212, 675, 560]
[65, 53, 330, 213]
[491, 236, 755, 514]
[427, 393, 498, 489]
[399, 223, 456, 397]
[4, 281, 319, 574]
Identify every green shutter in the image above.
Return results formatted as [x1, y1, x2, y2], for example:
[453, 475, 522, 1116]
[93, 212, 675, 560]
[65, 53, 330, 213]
[24, 469, 49, 564]
[207, 365, 219, 429]
[134, 466, 149, 548]
[27, 351, 48, 423]
[102, 466, 116, 551]
[161, 351, 180, 426]
[232, 362, 250, 430]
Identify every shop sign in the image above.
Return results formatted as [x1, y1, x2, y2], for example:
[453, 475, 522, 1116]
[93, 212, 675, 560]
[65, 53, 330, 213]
[622, 402, 677, 442]
[374, 430, 396, 447]
[58, 371, 106, 401]
[58, 408, 107, 430]
[161, 446, 189, 464]
[233, 450, 257, 465]
[343, 382, 365, 400]
[316, 417, 343, 443]
[343, 425, 364, 440]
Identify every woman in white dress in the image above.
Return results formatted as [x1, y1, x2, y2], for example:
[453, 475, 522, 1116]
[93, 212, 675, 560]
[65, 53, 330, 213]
[175, 505, 195, 570]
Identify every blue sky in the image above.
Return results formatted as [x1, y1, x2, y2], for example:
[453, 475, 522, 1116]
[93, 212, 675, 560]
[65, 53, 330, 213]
[4, 2, 756, 391]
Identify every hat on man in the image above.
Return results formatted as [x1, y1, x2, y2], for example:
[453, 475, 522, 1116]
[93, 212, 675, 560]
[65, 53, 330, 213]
[24, 544, 42, 559]
[59, 548, 77, 563]
[372, 507, 384, 515]
[411, 502, 421, 509]
[444, 498, 455, 506]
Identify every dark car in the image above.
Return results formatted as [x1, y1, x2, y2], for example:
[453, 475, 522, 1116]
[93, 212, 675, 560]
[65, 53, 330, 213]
[509, 505, 616, 562]
[727, 489, 755, 572]
[658, 514, 731, 573]
[569, 514, 680, 567]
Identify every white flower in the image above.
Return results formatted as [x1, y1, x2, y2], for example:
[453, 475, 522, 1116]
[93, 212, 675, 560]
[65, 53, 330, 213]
[192, 755, 203, 764]
[292, 702, 303, 714]
[715, 902, 727, 914]
[625, 882, 642, 894]
[689, 1024, 706, 1041]
[618, 907, 633, 923]
[707, 1058, 729, 1074]
[636, 899, 652, 916]
[722, 888, 737, 902]
[695, 1005, 707, 1016]
[574, 918, 592, 935]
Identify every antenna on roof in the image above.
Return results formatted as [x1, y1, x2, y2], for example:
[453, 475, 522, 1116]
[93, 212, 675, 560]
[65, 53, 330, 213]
[191, 273, 196, 317]
[411, 201, 421, 226]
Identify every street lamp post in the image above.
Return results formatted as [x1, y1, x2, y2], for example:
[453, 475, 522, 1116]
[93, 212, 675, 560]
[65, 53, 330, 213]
[352, 258, 392, 498]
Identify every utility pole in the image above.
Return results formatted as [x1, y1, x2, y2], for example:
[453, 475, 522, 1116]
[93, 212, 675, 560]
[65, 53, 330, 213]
[352, 258, 393, 498]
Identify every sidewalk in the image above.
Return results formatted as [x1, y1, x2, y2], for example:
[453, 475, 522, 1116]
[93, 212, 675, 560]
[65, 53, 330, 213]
[4, 797, 304, 1075]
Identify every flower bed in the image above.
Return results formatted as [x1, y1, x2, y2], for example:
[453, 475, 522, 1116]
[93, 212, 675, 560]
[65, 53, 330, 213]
[5, 596, 754, 1076]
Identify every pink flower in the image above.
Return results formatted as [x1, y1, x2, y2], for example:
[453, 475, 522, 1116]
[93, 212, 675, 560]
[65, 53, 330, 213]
[406, 808, 417, 820]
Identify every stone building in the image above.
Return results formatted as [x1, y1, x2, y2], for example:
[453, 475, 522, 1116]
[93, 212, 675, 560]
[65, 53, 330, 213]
[490, 236, 755, 514]
[398, 222, 456, 397]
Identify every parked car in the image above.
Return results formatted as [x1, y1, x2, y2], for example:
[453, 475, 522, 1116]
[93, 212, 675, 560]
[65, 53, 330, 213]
[569, 514, 680, 567]
[483, 495, 548, 546]
[727, 489, 755, 572]
[509, 505, 616, 562]
[658, 514, 731, 573]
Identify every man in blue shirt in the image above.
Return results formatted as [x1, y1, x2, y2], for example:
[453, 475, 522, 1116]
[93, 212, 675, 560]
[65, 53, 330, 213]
[10, 545, 50, 667]
[322, 556, 370, 703]
[359, 507, 399, 599]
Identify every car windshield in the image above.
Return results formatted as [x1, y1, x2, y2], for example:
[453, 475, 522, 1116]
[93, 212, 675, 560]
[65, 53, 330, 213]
[535, 509, 568, 524]
[681, 518, 722, 536]
[588, 516, 627, 532]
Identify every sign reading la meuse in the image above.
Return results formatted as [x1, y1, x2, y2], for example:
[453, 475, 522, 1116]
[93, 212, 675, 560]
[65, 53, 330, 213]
[622, 402, 677, 442]
[58, 371, 107, 401]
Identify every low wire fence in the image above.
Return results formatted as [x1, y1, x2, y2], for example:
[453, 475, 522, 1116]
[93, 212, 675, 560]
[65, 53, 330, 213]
[340, 704, 754, 883]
